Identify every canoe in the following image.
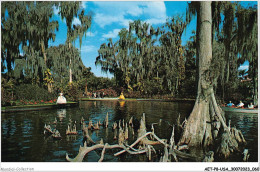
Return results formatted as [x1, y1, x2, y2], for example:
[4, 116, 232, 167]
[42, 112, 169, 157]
[221, 106, 258, 114]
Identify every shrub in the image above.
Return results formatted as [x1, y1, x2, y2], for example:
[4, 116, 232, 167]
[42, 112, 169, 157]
[64, 83, 79, 101]
[14, 84, 56, 102]
[93, 88, 118, 97]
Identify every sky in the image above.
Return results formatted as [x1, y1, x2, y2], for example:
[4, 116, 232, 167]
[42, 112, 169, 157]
[48, 1, 256, 78]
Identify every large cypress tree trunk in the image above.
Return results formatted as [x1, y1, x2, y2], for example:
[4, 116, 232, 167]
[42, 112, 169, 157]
[178, 2, 246, 159]
[178, 1, 214, 147]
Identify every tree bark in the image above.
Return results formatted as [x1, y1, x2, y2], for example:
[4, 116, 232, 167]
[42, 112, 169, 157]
[41, 40, 47, 65]
[178, 3, 246, 159]
[85, 81, 88, 94]
[41, 40, 52, 93]
[253, 61, 258, 106]
[253, 77, 258, 106]
[195, 4, 200, 94]
[69, 42, 73, 83]
[178, 1, 214, 147]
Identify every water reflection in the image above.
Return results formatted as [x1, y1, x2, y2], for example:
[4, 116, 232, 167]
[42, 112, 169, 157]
[225, 112, 258, 162]
[1, 101, 258, 162]
[57, 109, 66, 122]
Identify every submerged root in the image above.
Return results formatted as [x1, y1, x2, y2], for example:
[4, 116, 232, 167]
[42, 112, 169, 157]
[83, 127, 95, 144]
[217, 121, 246, 159]
[66, 117, 201, 162]
[217, 131, 238, 158]
[230, 127, 246, 144]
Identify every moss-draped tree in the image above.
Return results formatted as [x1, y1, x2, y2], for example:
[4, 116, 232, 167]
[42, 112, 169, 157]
[58, 2, 92, 84]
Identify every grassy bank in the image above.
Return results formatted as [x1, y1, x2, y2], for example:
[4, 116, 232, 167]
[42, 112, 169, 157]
[2, 101, 78, 113]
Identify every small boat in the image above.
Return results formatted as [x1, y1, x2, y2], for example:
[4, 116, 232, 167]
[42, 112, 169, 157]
[221, 106, 258, 114]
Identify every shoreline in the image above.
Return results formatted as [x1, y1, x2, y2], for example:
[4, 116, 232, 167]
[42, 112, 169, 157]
[79, 97, 196, 102]
[1, 102, 78, 113]
[1, 98, 195, 113]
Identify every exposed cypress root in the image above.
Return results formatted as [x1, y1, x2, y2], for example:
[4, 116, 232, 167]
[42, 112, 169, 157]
[88, 119, 94, 130]
[178, 97, 213, 147]
[217, 126, 246, 158]
[202, 151, 214, 162]
[124, 123, 129, 140]
[98, 143, 108, 162]
[137, 114, 164, 145]
[112, 122, 117, 130]
[93, 122, 100, 130]
[212, 94, 246, 158]
[80, 117, 84, 125]
[178, 92, 247, 159]
[118, 127, 124, 145]
[82, 122, 87, 131]
[129, 116, 133, 128]
[162, 146, 169, 162]
[66, 142, 122, 162]
[82, 127, 95, 144]
[230, 127, 246, 144]
[52, 129, 61, 139]
[44, 124, 54, 134]
[66, 132, 156, 162]
[217, 131, 238, 158]
[53, 117, 57, 124]
[66, 116, 202, 162]
[113, 128, 117, 140]
[243, 149, 250, 162]
[66, 124, 78, 135]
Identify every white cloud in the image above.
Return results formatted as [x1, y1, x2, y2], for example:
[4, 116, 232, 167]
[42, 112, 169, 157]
[81, 45, 97, 53]
[102, 29, 121, 39]
[82, 2, 87, 9]
[93, 2, 167, 28]
[143, 2, 166, 18]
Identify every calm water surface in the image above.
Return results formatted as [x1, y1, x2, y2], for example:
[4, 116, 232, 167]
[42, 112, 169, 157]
[1, 101, 258, 162]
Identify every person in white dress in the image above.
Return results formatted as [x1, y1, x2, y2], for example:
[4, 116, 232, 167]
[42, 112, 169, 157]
[56, 93, 67, 104]
[236, 101, 244, 108]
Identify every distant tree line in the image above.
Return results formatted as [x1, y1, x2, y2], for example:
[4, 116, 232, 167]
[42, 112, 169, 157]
[96, 2, 257, 104]
[1, 1, 257, 105]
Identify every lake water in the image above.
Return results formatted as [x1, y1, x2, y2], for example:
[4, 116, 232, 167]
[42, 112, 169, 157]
[1, 100, 258, 162]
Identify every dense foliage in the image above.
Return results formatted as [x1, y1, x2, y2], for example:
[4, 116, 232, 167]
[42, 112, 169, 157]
[1, 1, 257, 106]
[15, 84, 56, 102]
[96, 2, 257, 103]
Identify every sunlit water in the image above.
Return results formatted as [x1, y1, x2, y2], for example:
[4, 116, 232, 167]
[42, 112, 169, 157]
[1, 101, 258, 162]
